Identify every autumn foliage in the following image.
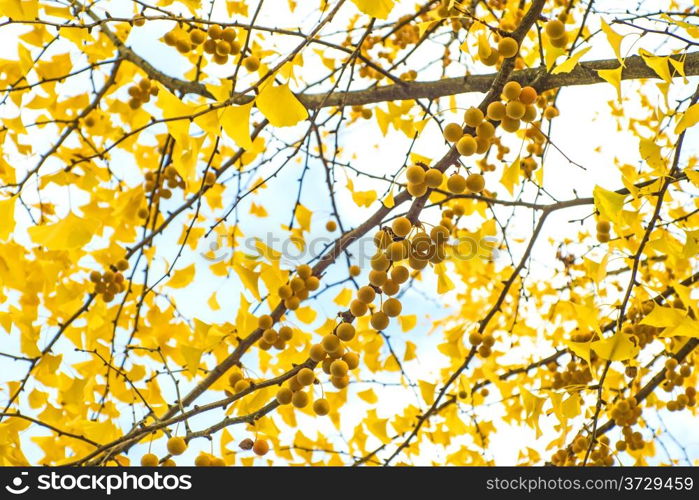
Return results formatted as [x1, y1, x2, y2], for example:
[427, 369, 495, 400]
[1, 0, 699, 467]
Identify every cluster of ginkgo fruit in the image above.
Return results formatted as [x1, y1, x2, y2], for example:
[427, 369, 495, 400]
[277, 264, 320, 311]
[551, 435, 614, 466]
[126, 79, 158, 110]
[595, 219, 612, 243]
[404, 163, 486, 198]
[227, 366, 253, 394]
[89, 259, 129, 302]
[661, 358, 695, 406]
[467, 330, 496, 358]
[350, 104, 373, 120]
[545, 19, 569, 49]
[256, 315, 294, 352]
[549, 359, 593, 390]
[161, 23, 261, 70]
[478, 36, 520, 66]
[142, 166, 185, 204]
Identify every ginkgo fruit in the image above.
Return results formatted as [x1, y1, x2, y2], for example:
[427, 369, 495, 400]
[382, 279, 400, 296]
[464, 107, 484, 127]
[331, 376, 349, 389]
[228, 370, 243, 387]
[208, 24, 223, 39]
[252, 439, 269, 456]
[309, 343, 326, 362]
[469, 331, 483, 345]
[406, 165, 426, 184]
[313, 398, 330, 416]
[330, 359, 349, 377]
[190, 29, 206, 45]
[544, 106, 559, 120]
[370, 311, 390, 330]
[194, 455, 211, 467]
[373, 229, 392, 249]
[305, 276, 320, 291]
[424, 168, 443, 187]
[292, 390, 309, 408]
[476, 121, 495, 139]
[349, 265, 361, 277]
[141, 453, 159, 466]
[290, 277, 305, 292]
[278, 285, 293, 299]
[550, 31, 568, 48]
[221, 27, 237, 42]
[487, 101, 506, 121]
[243, 56, 260, 72]
[167, 437, 187, 456]
[296, 367, 315, 386]
[350, 299, 368, 317]
[279, 326, 293, 341]
[390, 265, 409, 284]
[369, 270, 387, 287]
[336, 322, 356, 341]
[596, 220, 611, 233]
[466, 173, 485, 193]
[357, 285, 376, 303]
[545, 19, 565, 39]
[497, 37, 519, 58]
[284, 296, 301, 310]
[505, 101, 525, 119]
[456, 135, 477, 156]
[262, 328, 278, 344]
[258, 314, 274, 329]
[502, 81, 522, 101]
[322, 334, 341, 353]
[386, 240, 410, 261]
[519, 86, 538, 105]
[234, 379, 251, 393]
[392, 217, 412, 237]
[325, 220, 337, 232]
[447, 174, 467, 194]
[430, 225, 450, 244]
[382, 298, 402, 317]
[443, 123, 464, 143]
[500, 117, 520, 132]
[276, 387, 293, 405]
[343, 352, 360, 370]
[408, 182, 428, 197]
[162, 459, 176, 467]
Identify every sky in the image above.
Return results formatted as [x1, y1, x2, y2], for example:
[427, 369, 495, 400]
[1, 0, 698, 465]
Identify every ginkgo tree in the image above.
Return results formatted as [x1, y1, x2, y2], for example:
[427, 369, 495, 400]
[0, 0, 699, 467]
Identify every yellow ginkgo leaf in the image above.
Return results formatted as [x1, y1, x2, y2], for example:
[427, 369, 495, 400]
[28, 212, 99, 251]
[399, 315, 417, 332]
[256, 83, 308, 127]
[350, 0, 395, 20]
[295, 306, 317, 324]
[333, 288, 352, 307]
[600, 19, 625, 63]
[180, 345, 203, 376]
[639, 49, 671, 83]
[0, 196, 16, 240]
[168, 263, 196, 288]
[233, 263, 261, 301]
[591, 330, 639, 362]
[295, 204, 312, 231]
[639, 138, 665, 170]
[551, 46, 591, 74]
[418, 380, 436, 405]
[500, 157, 520, 195]
[357, 388, 378, 404]
[675, 103, 699, 135]
[220, 102, 254, 150]
[597, 65, 623, 101]
[593, 185, 626, 224]
[403, 340, 417, 361]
